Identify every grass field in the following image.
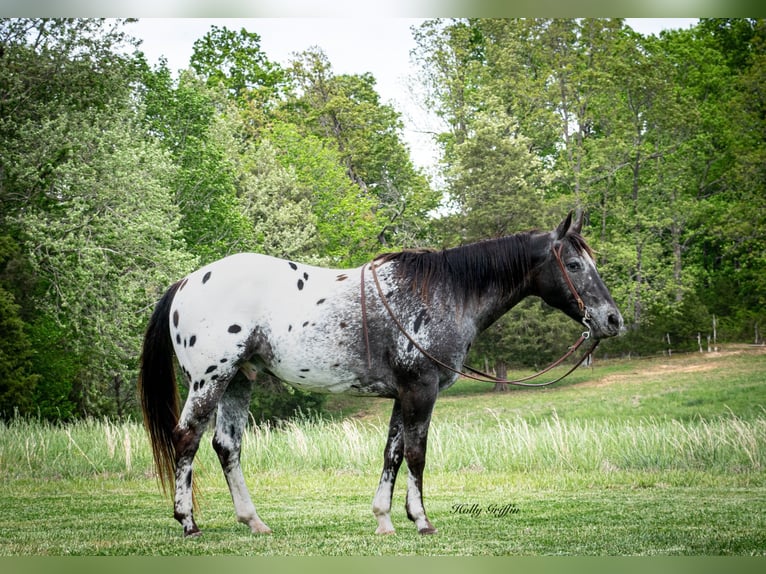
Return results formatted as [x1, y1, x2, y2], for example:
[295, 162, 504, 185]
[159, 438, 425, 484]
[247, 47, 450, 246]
[1, 346, 764, 555]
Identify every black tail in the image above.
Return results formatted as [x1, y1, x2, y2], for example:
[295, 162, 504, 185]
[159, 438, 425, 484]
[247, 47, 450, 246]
[138, 281, 182, 495]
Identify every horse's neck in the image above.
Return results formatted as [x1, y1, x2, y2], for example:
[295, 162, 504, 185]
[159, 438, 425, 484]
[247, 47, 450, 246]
[470, 282, 530, 334]
[465, 233, 550, 334]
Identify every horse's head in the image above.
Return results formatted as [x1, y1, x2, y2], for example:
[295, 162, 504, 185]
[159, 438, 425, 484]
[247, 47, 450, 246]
[534, 211, 624, 340]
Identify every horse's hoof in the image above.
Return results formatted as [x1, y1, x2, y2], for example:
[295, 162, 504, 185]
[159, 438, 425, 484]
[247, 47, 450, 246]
[183, 528, 202, 538]
[418, 526, 438, 535]
[375, 527, 396, 535]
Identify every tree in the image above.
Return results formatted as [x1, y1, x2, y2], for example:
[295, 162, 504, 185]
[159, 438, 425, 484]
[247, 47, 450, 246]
[15, 106, 194, 417]
[286, 48, 438, 248]
[696, 19, 766, 340]
[142, 65, 256, 263]
[0, 237, 39, 419]
[189, 25, 284, 103]
[263, 121, 381, 265]
[236, 137, 320, 260]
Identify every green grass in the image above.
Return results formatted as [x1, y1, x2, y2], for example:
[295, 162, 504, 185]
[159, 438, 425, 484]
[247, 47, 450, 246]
[1, 347, 765, 555]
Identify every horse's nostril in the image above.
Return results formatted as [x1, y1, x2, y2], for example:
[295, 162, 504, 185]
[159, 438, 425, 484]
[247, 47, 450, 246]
[608, 313, 620, 328]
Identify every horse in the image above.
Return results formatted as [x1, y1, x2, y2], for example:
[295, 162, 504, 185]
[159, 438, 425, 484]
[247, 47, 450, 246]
[138, 210, 624, 537]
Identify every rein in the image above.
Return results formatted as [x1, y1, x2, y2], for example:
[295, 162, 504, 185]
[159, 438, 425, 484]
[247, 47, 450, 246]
[361, 244, 599, 387]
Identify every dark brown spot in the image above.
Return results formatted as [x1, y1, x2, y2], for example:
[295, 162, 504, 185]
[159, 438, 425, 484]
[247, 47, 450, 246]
[303, 272, 309, 281]
[300, 368, 310, 372]
[173, 310, 179, 327]
[302, 321, 309, 328]
[289, 262, 298, 270]
[220, 358, 228, 363]
[288, 325, 293, 332]
[297, 279, 304, 290]
[228, 324, 242, 334]
[176, 333, 181, 344]
[414, 310, 427, 334]
[205, 365, 217, 374]
[193, 381, 199, 391]
[336, 274, 348, 281]
[339, 322, 347, 329]
[202, 271, 211, 284]
[332, 363, 340, 367]
[189, 335, 196, 347]
[316, 298, 326, 305]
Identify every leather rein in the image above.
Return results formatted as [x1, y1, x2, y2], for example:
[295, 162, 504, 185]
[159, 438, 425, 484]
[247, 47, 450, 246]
[360, 243, 599, 387]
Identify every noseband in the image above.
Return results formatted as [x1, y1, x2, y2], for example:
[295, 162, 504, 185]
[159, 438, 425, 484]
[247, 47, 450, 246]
[361, 243, 599, 388]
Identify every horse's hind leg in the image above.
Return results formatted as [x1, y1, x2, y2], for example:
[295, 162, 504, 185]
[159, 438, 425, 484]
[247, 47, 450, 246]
[212, 370, 271, 534]
[372, 400, 404, 534]
[173, 379, 229, 537]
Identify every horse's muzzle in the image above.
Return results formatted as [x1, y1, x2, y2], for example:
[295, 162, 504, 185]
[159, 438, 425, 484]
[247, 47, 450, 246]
[588, 306, 625, 339]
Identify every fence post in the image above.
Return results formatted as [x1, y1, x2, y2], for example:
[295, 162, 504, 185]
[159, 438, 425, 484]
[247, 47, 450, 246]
[666, 332, 672, 356]
[712, 314, 718, 351]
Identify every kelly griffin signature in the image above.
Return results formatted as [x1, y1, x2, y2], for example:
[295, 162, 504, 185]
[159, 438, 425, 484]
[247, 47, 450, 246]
[451, 503, 520, 518]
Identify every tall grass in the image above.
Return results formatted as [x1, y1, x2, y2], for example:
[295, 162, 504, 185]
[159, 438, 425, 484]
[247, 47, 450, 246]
[2, 410, 764, 481]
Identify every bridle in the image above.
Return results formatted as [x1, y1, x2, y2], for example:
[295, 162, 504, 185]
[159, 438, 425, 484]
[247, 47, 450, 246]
[360, 242, 599, 387]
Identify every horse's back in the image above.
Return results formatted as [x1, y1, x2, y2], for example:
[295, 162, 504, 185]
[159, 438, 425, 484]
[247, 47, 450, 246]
[168, 253, 371, 393]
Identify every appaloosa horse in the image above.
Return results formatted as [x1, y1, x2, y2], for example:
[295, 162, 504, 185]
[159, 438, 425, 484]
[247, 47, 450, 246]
[138, 211, 623, 537]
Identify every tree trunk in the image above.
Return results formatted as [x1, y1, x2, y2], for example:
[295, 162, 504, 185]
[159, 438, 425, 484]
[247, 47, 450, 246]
[493, 359, 509, 392]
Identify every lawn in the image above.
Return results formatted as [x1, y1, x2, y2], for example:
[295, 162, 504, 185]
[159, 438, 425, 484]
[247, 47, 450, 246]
[1, 346, 764, 555]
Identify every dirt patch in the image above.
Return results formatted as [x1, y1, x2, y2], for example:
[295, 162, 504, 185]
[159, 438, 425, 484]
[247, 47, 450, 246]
[584, 363, 717, 389]
[580, 345, 765, 389]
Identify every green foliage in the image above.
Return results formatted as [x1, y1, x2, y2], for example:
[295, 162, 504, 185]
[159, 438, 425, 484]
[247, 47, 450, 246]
[264, 121, 381, 265]
[24, 315, 79, 421]
[237, 137, 320, 260]
[286, 48, 439, 248]
[248, 376, 326, 425]
[15, 108, 195, 417]
[189, 25, 284, 101]
[143, 68, 255, 262]
[0, 236, 39, 419]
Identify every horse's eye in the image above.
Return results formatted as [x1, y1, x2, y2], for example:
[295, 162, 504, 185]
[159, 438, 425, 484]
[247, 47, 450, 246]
[566, 261, 583, 272]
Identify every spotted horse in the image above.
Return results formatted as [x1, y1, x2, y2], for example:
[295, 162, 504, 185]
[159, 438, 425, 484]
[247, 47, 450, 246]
[138, 210, 624, 537]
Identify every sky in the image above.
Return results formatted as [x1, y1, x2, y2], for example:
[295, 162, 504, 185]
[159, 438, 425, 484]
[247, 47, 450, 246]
[126, 18, 700, 174]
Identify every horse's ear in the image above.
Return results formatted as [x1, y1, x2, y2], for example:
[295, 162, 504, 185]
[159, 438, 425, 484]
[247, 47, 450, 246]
[554, 211, 574, 240]
[572, 209, 584, 234]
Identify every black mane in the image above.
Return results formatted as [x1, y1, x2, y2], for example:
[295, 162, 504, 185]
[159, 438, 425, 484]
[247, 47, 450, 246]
[377, 231, 594, 306]
[377, 233, 535, 305]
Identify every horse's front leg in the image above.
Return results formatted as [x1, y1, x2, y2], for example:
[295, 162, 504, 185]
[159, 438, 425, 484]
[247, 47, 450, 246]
[372, 400, 404, 534]
[400, 377, 439, 534]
